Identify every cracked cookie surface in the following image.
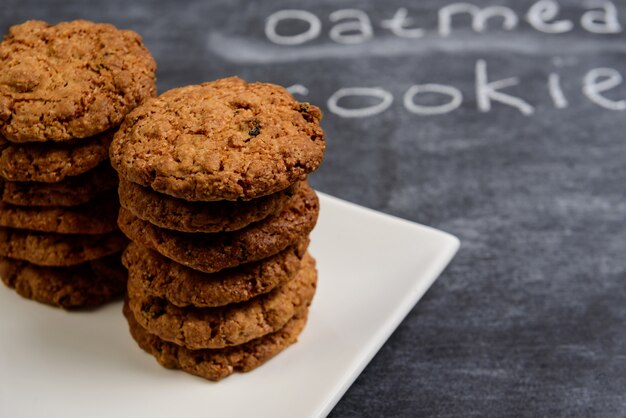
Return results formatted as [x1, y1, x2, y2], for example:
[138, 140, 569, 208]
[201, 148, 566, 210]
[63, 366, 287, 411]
[118, 182, 319, 273]
[110, 77, 324, 201]
[0, 20, 156, 142]
[126, 253, 316, 349]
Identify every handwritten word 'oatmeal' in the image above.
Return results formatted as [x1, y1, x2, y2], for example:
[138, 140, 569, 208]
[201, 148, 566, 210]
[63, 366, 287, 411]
[266, 2, 622, 45]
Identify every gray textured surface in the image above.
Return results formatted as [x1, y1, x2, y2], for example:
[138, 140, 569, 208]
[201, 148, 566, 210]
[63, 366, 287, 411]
[2, 0, 625, 416]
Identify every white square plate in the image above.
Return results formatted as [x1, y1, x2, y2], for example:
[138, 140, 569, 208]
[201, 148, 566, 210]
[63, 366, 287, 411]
[0, 192, 459, 418]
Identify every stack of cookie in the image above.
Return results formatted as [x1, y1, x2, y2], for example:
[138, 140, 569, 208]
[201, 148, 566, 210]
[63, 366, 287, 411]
[0, 20, 156, 308]
[110, 77, 326, 380]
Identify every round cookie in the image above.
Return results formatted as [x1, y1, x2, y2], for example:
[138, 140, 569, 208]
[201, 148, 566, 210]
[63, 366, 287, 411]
[126, 253, 317, 350]
[0, 253, 126, 309]
[0, 162, 117, 207]
[110, 76, 325, 201]
[0, 20, 157, 142]
[0, 130, 113, 182]
[0, 228, 127, 266]
[118, 183, 319, 273]
[119, 179, 299, 233]
[124, 301, 308, 381]
[0, 191, 119, 234]
[123, 238, 308, 307]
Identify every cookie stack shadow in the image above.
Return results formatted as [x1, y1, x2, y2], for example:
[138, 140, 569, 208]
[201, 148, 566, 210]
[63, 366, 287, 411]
[111, 78, 326, 380]
[0, 20, 157, 309]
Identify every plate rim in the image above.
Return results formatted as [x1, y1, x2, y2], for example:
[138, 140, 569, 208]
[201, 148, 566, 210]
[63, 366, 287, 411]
[314, 192, 460, 417]
[0, 192, 460, 418]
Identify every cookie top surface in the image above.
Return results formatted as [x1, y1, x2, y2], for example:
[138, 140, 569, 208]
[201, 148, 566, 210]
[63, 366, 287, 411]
[0, 253, 126, 309]
[126, 252, 317, 349]
[110, 77, 325, 201]
[0, 130, 113, 182]
[0, 20, 157, 142]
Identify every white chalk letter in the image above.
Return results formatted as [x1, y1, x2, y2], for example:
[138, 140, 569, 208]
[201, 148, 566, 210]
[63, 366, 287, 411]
[583, 68, 626, 110]
[404, 84, 463, 115]
[327, 87, 393, 118]
[329, 9, 374, 44]
[548, 73, 569, 108]
[287, 84, 309, 96]
[438, 3, 518, 36]
[475, 60, 534, 115]
[265, 10, 321, 45]
[381, 8, 425, 38]
[526, 0, 573, 33]
[581, 1, 622, 34]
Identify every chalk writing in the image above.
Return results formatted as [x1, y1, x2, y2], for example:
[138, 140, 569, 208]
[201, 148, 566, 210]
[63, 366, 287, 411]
[526, 0, 574, 33]
[265, 2, 625, 118]
[327, 87, 394, 118]
[288, 62, 625, 118]
[583, 68, 626, 110]
[329, 9, 373, 44]
[476, 59, 535, 115]
[265, 10, 321, 45]
[438, 4, 519, 36]
[581, 0, 622, 33]
[548, 73, 569, 108]
[380, 8, 425, 38]
[265, 2, 622, 46]
[403, 84, 463, 115]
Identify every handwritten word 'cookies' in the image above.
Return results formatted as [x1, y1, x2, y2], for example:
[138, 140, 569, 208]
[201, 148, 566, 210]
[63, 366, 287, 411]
[266, 2, 622, 45]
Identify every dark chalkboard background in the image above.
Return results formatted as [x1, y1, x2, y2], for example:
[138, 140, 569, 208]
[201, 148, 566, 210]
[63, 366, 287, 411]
[2, 0, 625, 416]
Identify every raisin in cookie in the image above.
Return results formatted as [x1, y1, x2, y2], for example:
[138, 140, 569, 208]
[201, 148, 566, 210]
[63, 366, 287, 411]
[110, 77, 324, 201]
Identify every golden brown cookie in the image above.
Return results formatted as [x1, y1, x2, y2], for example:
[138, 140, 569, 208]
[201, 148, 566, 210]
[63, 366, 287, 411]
[0, 228, 127, 266]
[118, 179, 299, 233]
[110, 77, 325, 201]
[0, 253, 126, 309]
[0, 20, 157, 142]
[126, 253, 317, 349]
[0, 191, 119, 234]
[0, 130, 113, 182]
[0, 162, 117, 207]
[118, 183, 319, 273]
[123, 239, 308, 308]
[124, 300, 308, 381]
